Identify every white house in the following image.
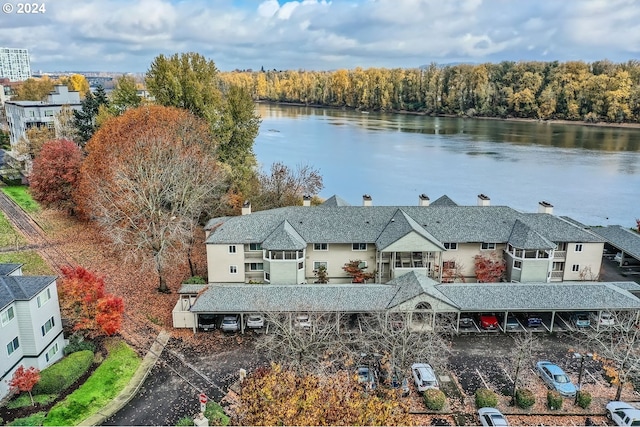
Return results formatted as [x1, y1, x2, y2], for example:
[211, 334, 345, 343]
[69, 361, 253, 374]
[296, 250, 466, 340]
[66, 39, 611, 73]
[0, 264, 65, 400]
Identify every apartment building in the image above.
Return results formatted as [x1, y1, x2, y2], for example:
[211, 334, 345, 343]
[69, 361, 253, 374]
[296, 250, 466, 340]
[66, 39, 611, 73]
[0, 265, 65, 400]
[204, 194, 605, 286]
[0, 48, 31, 82]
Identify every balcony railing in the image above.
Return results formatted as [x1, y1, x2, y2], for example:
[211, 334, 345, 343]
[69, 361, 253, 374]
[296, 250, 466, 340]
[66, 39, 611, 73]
[554, 251, 566, 259]
[550, 271, 564, 280]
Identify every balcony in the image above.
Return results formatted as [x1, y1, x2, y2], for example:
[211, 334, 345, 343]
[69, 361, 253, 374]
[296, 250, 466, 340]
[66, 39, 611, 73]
[553, 251, 566, 259]
[550, 271, 563, 281]
[266, 250, 304, 261]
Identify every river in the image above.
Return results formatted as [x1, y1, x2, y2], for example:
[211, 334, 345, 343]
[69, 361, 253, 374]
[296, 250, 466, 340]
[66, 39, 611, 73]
[253, 103, 640, 228]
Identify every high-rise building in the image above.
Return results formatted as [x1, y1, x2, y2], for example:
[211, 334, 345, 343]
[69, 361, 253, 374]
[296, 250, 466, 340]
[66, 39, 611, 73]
[0, 47, 31, 81]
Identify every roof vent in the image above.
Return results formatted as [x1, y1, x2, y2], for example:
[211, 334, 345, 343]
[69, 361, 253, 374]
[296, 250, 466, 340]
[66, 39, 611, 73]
[419, 194, 430, 206]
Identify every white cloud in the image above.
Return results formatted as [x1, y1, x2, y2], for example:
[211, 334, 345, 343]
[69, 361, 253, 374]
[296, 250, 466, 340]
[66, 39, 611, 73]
[0, 0, 639, 72]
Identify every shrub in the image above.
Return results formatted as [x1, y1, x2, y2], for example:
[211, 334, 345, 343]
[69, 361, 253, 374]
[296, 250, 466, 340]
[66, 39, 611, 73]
[33, 350, 93, 395]
[63, 335, 96, 355]
[183, 276, 206, 284]
[576, 391, 592, 409]
[475, 388, 498, 408]
[515, 388, 535, 409]
[547, 390, 563, 410]
[175, 416, 193, 426]
[205, 401, 230, 426]
[423, 389, 446, 411]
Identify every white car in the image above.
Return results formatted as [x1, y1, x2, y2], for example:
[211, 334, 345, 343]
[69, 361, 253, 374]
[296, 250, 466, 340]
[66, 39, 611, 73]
[606, 401, 640, 426]
[411, 363, 439, 392]
[592, 311, 615, 326]
[246, 314, 265, 329]
[294, 314, 312, 330]
[478, 407, 509, 426]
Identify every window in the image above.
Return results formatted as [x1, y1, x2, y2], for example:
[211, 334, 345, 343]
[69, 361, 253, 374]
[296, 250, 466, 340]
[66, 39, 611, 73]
[298, 262, 304, 270]
[552, 262, 565, 271]
[513, 260, 522, 269]
[444, 243, 457, 250]
[575, 244, 583, 252]
[1, 306, 15, 326]
[6, 337, 19, 355]
[264, 272, 270, 281]
[44, 110, 54, 117]
[249, 243, 262, 251]
[41, 317, 55, 336]
[37, 288, 51, 308]
[228, 245, 236, 254]
[481, 243, 496, 250]
[313, 261, 327, 270]
[352, 243, 367, 251]
[229, 265, 237, 274]
[313, 243, 328, 251]
[45, 343, 59, 362]
[443, 261, 456, 269]
[249, 263, 264, 271]
[572, 264, 580, 272]
[358, 261, 368, 269]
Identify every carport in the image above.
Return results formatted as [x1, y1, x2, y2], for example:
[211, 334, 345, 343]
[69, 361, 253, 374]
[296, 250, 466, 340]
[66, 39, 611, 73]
[592, 225, 640, 267]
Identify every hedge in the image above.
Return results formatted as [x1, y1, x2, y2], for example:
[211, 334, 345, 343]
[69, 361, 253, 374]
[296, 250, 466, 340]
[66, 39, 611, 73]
[33, 350, 94, 395]
[576, 391, 592, 409]
[515, 388, 535, 409]
[475, 388, 498, 408]
[547, 390, 563, 410]
[423, 389, 446, 411]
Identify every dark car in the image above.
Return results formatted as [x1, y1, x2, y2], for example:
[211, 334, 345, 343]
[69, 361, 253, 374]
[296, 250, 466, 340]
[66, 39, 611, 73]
[518, 313, 542, 328]
[197, 314, 217, 331]
[459, 316, 475, 329]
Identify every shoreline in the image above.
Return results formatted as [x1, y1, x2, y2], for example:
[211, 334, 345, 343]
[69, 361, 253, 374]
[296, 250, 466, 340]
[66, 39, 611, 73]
[256, 100, 640, 130]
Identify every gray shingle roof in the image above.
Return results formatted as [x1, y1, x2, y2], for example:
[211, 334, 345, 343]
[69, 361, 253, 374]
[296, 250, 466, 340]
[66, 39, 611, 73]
[376, 209, 446, 251]
[386, 271, 455, 308]
[431, 195, 458, 206]
[435, 282, 640, 311]
[508, 220, 555, 250]
[178, 284, 208, 294]
[0, 263, 22, 276]
[322, 195, 351, 207]
[262, 220, 306, 250]
[0, 276, 56, 311]
[205, 205, 603, 249]
[591, 225, 640, 260]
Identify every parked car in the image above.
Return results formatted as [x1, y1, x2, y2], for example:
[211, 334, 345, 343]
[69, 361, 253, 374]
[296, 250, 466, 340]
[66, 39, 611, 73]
[356, 366, 376, 389]
[459, 316, 474, 329]
[505, 314, 520, 330]
[615, 253, 640, 266]
[411, 363, 439, 391]
[197, 314, 217, 331]
[606, 401, 640, 426]
[294, 314, 312, 330]
[220, 315, 240, 332]
[518, 312, 542, 328]
[478, 313, 499, 330]
[246, 314, 265, 329]
[478, 407, 509, 426]
[571, 312, 591, 328]
[535, 361, 577, 397]
[592, 311, 615, 326]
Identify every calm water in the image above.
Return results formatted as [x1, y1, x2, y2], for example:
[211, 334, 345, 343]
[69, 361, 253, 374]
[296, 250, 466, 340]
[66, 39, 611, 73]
[254, 103, 640, 228]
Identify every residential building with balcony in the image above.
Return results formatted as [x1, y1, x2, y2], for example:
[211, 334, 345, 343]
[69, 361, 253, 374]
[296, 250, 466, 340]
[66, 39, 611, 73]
[0, 264, 65, 400]
[0, 48, 31, 82]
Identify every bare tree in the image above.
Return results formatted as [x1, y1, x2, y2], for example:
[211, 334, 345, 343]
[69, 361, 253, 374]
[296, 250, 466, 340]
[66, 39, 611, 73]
[253, 162, 323, 210]
[54, 105, 79, 142]
[506, 332, 541, 404]
[574, 310, 640, 400]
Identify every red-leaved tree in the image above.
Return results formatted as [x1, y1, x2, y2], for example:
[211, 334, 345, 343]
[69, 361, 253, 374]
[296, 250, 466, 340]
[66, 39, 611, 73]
[29, 139, 83, 212]
[474, 253, 506, 283]
[342, 260, 375, 283]
[9, 366, 40, 405]
[58, 266, 124, 337]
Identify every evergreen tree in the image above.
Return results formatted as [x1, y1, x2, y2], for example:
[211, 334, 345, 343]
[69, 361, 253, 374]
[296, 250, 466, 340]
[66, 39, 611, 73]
[73, 85, 109, 145]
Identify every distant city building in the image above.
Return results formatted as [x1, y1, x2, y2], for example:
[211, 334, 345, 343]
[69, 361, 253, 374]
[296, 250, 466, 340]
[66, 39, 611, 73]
[0, 48, 31, 82]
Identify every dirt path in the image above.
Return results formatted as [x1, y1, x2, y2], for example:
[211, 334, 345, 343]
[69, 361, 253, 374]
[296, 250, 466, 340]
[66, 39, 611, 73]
[0, 191, 74, 272]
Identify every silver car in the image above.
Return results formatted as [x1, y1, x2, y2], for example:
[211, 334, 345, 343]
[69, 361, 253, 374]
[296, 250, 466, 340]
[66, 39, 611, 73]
[221, 315, 240, 332]
[478, 407, 509, 426]
[411, 363, 439, 392]
[246, 314, 265, 329]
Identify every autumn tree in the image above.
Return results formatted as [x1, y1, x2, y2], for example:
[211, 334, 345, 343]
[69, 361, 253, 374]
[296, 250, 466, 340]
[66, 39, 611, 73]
[76, 106, 226, 293]
[59, 74, 90, 97]
[231, 364, 412, 426]
[29, 139, 83, 212]
[9, 366, 40, 406]
[24, 126, 55, 159]
[342, 259, 375, 283]
[109, 75, 142, 115]
[12, 77, 54, 101]
[54, 105, 79, 142]
[58, 266, 124, 337]
[253, 162, 323, 211]
[73, 85, 109, 145]
[474, 252, 506, 282]
[506, 332, 540, 404]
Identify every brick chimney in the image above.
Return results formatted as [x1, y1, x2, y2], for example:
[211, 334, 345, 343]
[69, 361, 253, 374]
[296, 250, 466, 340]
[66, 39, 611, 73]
[538, 201, 553, 214]
[477, 194, 490, 206]
[241, 200, 251, 215]
[418, 194, 430, 206]
[302, 195, 311, 207]
[362, 194, 372, 207]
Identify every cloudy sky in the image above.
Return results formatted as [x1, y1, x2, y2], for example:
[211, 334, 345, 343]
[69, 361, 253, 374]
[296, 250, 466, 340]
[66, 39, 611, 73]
[2, 0, 640, 73]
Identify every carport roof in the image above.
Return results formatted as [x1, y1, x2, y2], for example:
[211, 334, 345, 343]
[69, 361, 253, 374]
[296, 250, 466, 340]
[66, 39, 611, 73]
[435, 282, 640, 312]
[591, 225, 640, 260]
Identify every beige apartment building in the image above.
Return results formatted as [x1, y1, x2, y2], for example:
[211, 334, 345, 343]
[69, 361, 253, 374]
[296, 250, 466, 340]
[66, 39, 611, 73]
[204, 194, 605, 286]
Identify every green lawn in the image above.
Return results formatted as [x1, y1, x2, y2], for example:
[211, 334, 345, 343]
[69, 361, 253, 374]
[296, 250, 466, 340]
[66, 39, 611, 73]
[43, 339, 141, 426]
[0, 251, 53, 275]
[0, 210, 26, 247]
[2, 185, 40, 213]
